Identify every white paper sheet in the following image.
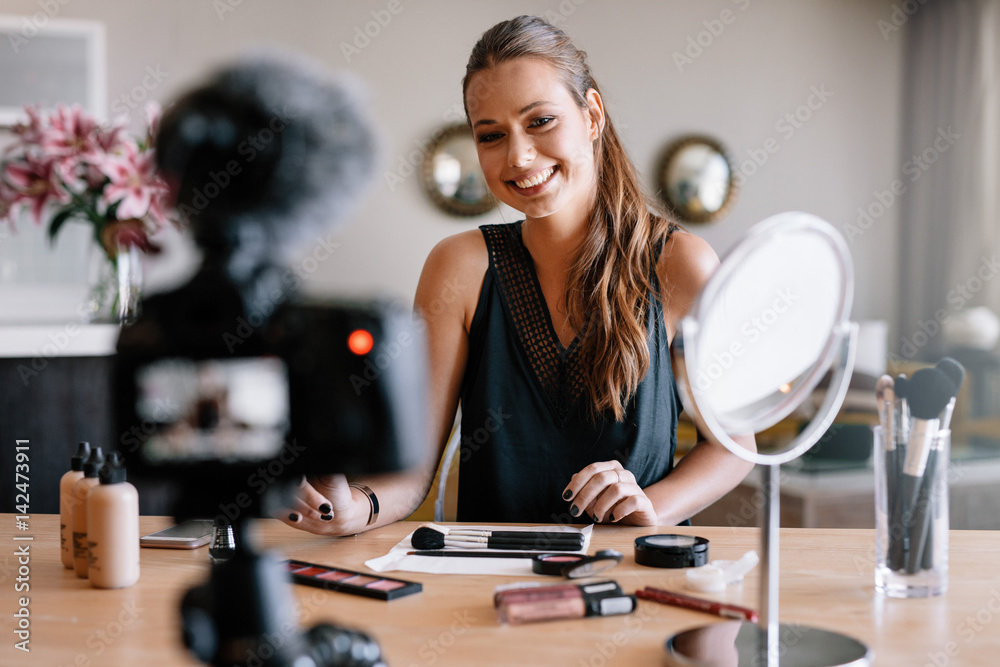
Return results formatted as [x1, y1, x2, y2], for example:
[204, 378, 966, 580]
[364, 523, 593, 576]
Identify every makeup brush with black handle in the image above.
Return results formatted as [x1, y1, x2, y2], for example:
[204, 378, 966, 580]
[877, 374, 905, 571]
[917, 358, 965, 572]
[888, 373, 910, 570]
[411, 527, 584, 551]
[901, 364, 961, 574]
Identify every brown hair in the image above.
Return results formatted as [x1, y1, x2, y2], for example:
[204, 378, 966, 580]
[463, 15, 676, 422]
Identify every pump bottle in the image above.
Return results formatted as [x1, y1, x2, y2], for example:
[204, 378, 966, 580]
[59, 442, 91, 569]
[72, 447, 105, 578]
[87, 452, 140, 589]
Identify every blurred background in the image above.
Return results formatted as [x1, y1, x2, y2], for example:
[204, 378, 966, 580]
[2, 0, 999, 526]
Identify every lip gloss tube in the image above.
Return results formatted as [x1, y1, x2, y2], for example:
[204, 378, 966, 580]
[495, 580, 636, 624]
[494, 579, 618, 606]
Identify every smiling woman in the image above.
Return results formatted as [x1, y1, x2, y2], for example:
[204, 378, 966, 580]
[283, 15, 756, 536]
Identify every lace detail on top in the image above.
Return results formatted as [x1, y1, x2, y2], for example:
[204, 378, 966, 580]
[481, 222, 587, 424]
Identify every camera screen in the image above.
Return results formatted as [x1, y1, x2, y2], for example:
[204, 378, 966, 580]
[135, 357, 289, 462]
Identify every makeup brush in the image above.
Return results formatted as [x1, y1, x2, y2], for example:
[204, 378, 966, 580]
[411, 527, 584, 551]
[875, 374, 895, 433]
[901, 365, 960, 573]
[936, 357, 965, 431]
[895, 373, 911, 447]
[876, 374, 905, 570]
[917, 358, 965, 571]
[888, 374, 910, 570]
[430, 526, 585, 541]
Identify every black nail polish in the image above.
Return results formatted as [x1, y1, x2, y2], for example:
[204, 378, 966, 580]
[562, 489, 572, 500]
[319, 503, 332, 514]
[288, 513, 299, 522]
[320, 514, 333, 521]
[570, 505, 579, 517]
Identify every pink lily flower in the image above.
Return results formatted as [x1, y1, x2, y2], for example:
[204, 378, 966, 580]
[100, 140, 160, 220]
[2, 156, 69, 225]
[41, 104, 102, 158]
[11, 105, 45, 145]
[1, 102, 174, 257]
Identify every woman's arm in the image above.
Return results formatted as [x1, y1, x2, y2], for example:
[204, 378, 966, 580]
[279, 230, 488, 535]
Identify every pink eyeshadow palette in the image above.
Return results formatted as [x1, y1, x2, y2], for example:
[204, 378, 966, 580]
[284, 559, 422, 601]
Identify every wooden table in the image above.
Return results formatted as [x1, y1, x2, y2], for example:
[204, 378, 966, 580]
[3, 515, 1000, 666]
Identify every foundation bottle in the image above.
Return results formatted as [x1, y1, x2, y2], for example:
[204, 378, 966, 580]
[72, 447, 105, 578]
[59, 442, 91, 569]
[87, 452, 140, 589]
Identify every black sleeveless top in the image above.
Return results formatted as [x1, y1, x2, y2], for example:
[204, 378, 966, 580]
[457, 221, 682, 523]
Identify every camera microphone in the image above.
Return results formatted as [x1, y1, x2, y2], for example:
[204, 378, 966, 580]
[155, 50, 377, 315]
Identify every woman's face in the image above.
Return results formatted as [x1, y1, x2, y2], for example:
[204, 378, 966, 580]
[466, 58, 604, 222]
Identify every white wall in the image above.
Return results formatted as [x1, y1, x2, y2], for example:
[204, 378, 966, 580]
[0, 0, 903, 326]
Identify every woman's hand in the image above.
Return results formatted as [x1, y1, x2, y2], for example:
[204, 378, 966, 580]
[277, 474, 368, 536]
[562, 461, 659, 526]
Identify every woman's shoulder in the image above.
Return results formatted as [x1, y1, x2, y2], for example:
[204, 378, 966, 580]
[423, 228, 489, 276]
[655, 228, 720, 337]
[657, 228, 719, 280]
[416, 228, 490, 329]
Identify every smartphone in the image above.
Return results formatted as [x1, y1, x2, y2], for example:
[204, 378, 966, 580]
[140, 519, 215, 549]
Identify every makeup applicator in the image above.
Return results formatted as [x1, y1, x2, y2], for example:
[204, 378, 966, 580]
[914, 358, 965, 571]
[900, 364, 961, 573]
[889, 373, 912, 569]
[411, 526, 584, 551]
[936, 357, 965, 431]
[876, 374, 905, 570]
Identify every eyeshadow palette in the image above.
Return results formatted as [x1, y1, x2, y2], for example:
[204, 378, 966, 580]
[285, 559, 423, 601]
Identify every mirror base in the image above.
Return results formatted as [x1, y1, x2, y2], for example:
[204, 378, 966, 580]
[665, 621, 871, 667]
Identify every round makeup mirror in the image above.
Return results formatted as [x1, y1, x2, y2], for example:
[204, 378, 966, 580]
[668, 211, 868, 667]
[419, 123, 496, 217]
[657, 136, 736, 224]
[673, 211, 856, 464]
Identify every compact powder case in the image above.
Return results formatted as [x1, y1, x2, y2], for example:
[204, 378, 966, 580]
[634, 534, 709, 568]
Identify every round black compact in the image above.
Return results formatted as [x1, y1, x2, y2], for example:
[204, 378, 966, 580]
[634, 534, 709, 568]
[532, 549, 624, 578]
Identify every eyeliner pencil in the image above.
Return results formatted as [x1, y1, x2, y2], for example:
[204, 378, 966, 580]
[637, 587, 758, 623]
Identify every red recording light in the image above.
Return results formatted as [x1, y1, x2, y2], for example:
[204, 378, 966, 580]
[347, 329, 374, 355]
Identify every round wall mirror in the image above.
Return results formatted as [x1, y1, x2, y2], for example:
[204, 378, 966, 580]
[673, 211, 856, 464]
[419, 123, 496, 217]
[657, 135, 736, 224]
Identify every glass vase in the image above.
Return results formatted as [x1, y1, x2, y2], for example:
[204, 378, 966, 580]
[84, 240, 143, 325]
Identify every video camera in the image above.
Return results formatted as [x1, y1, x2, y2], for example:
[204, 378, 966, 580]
[113, 52, 428, 667]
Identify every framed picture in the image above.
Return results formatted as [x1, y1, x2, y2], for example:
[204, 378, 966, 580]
[0, 16, 106, 126]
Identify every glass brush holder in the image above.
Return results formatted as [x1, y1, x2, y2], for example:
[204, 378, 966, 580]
[874, 425, 949, 598]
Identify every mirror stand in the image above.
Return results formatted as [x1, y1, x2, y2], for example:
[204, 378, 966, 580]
[668, 324, 873, 666]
